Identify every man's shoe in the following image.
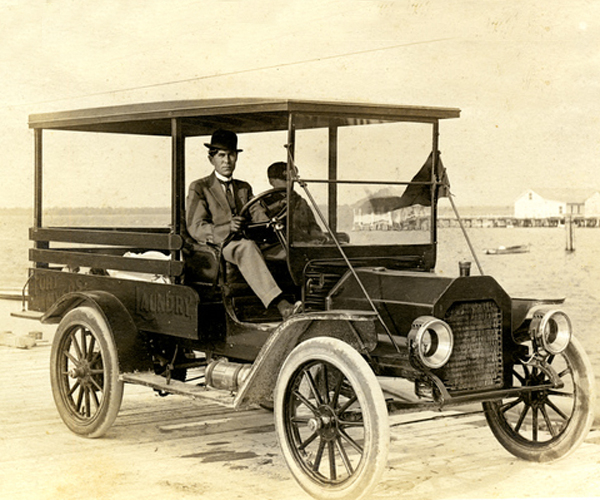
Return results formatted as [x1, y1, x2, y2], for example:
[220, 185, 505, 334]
[277, 299, 302, 320]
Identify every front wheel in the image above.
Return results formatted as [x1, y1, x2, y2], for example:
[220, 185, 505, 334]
[274, 337, 389, 500]
[50, 306, 124, 438]
[483, 336, 595, 461]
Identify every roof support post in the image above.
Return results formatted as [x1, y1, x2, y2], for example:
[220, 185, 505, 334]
[33, 128, 48, 266]
[171, 118, 185, 282]
[286, 113, 296, 246]
[328, 125, 338, 233]
[34, 129, 43, 229]
[431, 120, 439, 245]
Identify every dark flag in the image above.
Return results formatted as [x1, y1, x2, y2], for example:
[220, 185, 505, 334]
[357, 151, 450, 214]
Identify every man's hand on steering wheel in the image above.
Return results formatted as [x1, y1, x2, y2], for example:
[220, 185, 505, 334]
[238, 188, 287, 242]
[229, 215, 246, 234]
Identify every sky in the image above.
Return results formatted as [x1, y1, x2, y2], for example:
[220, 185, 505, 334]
[1, 0, 599, 208]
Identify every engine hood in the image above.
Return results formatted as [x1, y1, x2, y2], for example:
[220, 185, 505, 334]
[327, 268, 512, 337]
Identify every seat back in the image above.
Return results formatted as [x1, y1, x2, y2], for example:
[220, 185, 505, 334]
[183, 244, 220, 285]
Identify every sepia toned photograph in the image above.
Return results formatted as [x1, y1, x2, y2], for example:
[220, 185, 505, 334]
[1, 2, 599, 499]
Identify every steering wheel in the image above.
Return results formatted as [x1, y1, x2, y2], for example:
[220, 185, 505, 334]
[238, 187, 287, 243]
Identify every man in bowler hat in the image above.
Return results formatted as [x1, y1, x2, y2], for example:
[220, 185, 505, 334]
[186, 129, 299, 319]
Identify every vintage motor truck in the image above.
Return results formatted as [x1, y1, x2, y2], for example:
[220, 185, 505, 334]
[21, 98, 595, 500]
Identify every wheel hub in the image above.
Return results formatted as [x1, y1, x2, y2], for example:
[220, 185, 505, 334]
[69, 360, 91, 383]
[523, 370, 549, 408]
[309, 406, 337, 441]
[525, 388, 549, 408]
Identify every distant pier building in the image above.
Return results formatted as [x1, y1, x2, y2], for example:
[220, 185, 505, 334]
[513, 189, 600, 227]
[354, 188, 600, 230]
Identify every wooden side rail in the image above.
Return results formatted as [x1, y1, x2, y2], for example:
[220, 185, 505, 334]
[44, 246, 158, 256]
[30, 227, 182, 250]
[29, 248, 184, 277]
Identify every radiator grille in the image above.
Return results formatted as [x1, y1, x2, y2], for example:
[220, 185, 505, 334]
[436, 300, 504, 392]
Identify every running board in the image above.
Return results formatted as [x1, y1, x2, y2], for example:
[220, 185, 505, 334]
[120, 371, 235, 408]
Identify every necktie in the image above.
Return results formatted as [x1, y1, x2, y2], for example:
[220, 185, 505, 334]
[222, 181, 237, 215]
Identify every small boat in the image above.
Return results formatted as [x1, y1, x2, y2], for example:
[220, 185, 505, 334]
[484, 244, 530, 255]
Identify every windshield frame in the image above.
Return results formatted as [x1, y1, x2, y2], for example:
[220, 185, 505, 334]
[283, 113, 443, 281]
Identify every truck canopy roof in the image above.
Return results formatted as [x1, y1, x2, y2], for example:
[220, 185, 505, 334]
[29, 98, 460, 136]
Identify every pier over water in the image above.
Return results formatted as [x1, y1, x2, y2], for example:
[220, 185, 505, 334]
[438, 215, 600, 228]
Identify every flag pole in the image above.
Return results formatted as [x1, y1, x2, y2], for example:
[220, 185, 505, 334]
[447, 193, 484, 275]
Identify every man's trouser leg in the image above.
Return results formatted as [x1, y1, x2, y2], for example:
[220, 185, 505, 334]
[222, 239, 281, 308]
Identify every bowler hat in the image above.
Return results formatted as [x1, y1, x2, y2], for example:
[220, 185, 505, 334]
[204, 129, 243, 152]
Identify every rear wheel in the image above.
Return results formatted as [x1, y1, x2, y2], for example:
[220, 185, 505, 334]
[50, 306, 123, 438]
[274, 337, 389, 500]
[483, 337, 595, 461]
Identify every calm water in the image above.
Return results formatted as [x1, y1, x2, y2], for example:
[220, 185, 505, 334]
[1, 213, 598, 373]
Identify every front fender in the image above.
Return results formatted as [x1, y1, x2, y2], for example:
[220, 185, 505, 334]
[511, 296, 566, 332]
[233, 310, 378, 409]
[42, 291, 153, 373]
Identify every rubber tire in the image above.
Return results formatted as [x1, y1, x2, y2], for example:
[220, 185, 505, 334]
[274, 337, 389, 500]
[483, 336, 595, 462]
[50, 306, 124, 438]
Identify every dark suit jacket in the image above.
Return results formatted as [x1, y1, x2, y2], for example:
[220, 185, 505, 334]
[186, 172, 264, 244]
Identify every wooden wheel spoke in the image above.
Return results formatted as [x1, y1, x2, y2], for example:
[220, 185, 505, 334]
[75, 385, 84, 413]
[512, 368, 526, 385]
[339, 428, 364, 454]
[540, 405, 557, 437]
[89, 376, 104, 392]
[331, 375, 344, 408]
[335, 436, 354, 476]
[312, 438, 326, 472]
[305, 370, 324, 406]
[337, 393, 358, 416]
[557, 367, 572, 379]
[532, 407, 539, 441]
[64, 349, 80, 366]
[499, 397, 523, 414]
[84, 387, 91, 417]
[338, 418, 364, 428]
[80, 329, 88, 357]
[514, 403, 530, 432]
[67, 379, 81, 397]
[291, 415, 311, 425]
[321, 364, 330, 404]
[545, 398, 569, 421]
[70, 328, 83, 359]
[298, 431, 319, 451]
[293, 389, 318, 414]
[90, 388, 101, 410]
[86, 336, 96, 360]
[89, 351, 102, 368]
[546, 389, 574, 398]
[328, 441, 336, 481]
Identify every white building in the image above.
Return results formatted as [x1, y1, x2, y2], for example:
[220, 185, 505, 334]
[514, 189, 599, 219]
[353, 205, 429, 231]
